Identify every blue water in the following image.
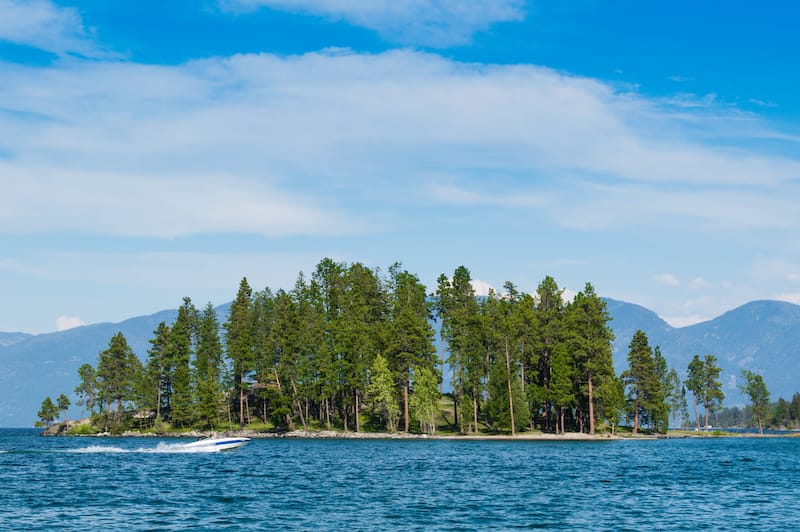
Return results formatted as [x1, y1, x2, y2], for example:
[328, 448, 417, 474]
[2, 429, 799, 530]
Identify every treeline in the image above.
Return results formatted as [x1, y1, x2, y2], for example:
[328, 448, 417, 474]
[714, 392, 800, 430]
[36, 258, 769, 435]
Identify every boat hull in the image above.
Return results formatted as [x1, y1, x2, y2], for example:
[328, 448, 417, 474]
[183, 437, 251, 451]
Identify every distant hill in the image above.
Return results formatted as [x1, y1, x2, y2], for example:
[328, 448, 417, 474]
[2, 299, 799, 427]
[606, 298, 800, 409]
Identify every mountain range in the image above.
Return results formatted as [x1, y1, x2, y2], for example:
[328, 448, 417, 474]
[1, 298, 798, 427]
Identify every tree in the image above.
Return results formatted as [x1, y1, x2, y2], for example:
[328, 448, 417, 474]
[368, 354, 399, 432]
[142, 322, 171, 420]
[568, 283, 615, 435]
[225, 277, 255, 428]
[74, 363, 97, 415]
[740, 370, 770, 435]
[531, 276, 566, 432]
[167, 297, 197, 427]
[686, 354, 724, 430]
[56, 393, 71, 421]
[410, 365, 440, 435]
[685, 355, 704, 430]
[96, 332, 142, 423]
[37, 397, 59, 428]
[621, 330, 662, 434]
[195, 302, 224, 429]
[386, 265, 436, 433]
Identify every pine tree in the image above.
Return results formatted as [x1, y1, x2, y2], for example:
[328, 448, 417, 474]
[621, 330, 662, 434]
[143, 322, 171, 420]
[686, 354, 724, 430]
[567, 282, 615, 434]
[96, 332, 142, 424]
[74, 363, 97, 415]
[56, 393, 70, 421]
[168, 297, 196, 427]
[195, 302, 224, 429]
[225, 277, 255, 428]
[531, 276, 566, 432]
[37, 397, 58, 427]
[740, 370, 770, 435]
[386, 264, 437, 433]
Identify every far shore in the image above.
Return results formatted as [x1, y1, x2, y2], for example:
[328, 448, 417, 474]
[40, 420, 800, 440]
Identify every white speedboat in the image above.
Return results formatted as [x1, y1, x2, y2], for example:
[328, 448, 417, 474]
[183, 436, 251, 452]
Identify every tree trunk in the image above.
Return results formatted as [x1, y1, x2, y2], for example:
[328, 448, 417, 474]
[239, 376, 245, 429]
[693, 395, 700, 430]
[355, 391, 360, 433]
[290, 378, 307, 430]
[588, 375, 595, 435]
[439, 331, 446, 395]
[472, 394, 478, 434]
[505, 338, 516, 436]
[633, 394, 640, 435]
[403, 378, 409, 433]
[704, 400, 710, 431]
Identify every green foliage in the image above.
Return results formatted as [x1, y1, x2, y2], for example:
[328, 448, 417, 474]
[37, 397, 59, 427]
[621, 330, 664, 434]
[410, 365, 440, 435]
[740, 370, 770, 434]
[368, 354, 399, 432]
[686, 354, 725, 430]
[224, 277, 255, 428]
[74, 363, 97, 415]
[96, 332, 142, 423]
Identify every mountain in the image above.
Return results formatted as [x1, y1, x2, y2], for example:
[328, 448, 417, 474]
[606, 298, 800, 409]
[2, 299, 799, 427]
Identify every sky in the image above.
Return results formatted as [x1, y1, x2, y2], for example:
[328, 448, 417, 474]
[2, 0, 800, 334]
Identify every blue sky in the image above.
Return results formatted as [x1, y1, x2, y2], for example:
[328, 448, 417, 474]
[2, 0, 800, 333]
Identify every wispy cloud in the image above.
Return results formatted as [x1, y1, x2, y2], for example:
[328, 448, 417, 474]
[2, 49, 800, 239]
[0, 0, 104, 57]
[221, 0, 526, 46]
[654, 273, 681, 287]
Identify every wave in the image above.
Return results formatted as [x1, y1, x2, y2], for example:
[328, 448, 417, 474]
[67, 442, 223, 454]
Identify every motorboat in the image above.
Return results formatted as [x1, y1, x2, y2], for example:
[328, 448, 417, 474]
[183, 436, 251, 451]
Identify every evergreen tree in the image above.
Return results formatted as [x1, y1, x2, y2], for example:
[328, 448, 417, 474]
[686, 354, 724, 430]
[74, 363, 97, 415]
[96, 332, 142, 423]
[168, 297, 197, 427]
[37, 397, 58, 427]
[386, 264, 436, 433]
[621, 330, 662, 434]
[56, 393, 70, 420]
[142, 322, 171, 420]
[437, 266, 482, 433]
[567, 282, 615, 434]
[531, 276, 566, 432]
[685, 355, 705, 430]
[740, 370, 770, 435]
[195, 302, 224, 429]
[651, 347, 670, 432]
[225, 277, 255, 428]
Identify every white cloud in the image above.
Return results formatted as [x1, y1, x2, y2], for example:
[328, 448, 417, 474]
[775, 293, 800, 305]
[690, 277, 711, 289]
[471, 278, 494, 296]
[0, 0, 102, 56]
[1, 49, 800, 239]
[222, 0, 525, 46]
[55, 315, 85, 331]
[654, 273, 681, 287]
[660, 314, 708, 328]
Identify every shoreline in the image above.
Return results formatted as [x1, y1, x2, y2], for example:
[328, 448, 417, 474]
[39, 421, 800, 440]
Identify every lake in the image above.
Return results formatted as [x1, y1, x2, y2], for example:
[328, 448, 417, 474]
[2, 428, 798, 530]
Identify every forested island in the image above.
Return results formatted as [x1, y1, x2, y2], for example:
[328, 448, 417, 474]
[36, 258, 787, 438]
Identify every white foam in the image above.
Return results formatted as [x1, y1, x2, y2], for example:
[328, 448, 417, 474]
[67, 442, 221, 454]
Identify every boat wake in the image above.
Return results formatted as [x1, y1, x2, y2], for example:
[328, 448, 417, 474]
[68, 443, 227, 454]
